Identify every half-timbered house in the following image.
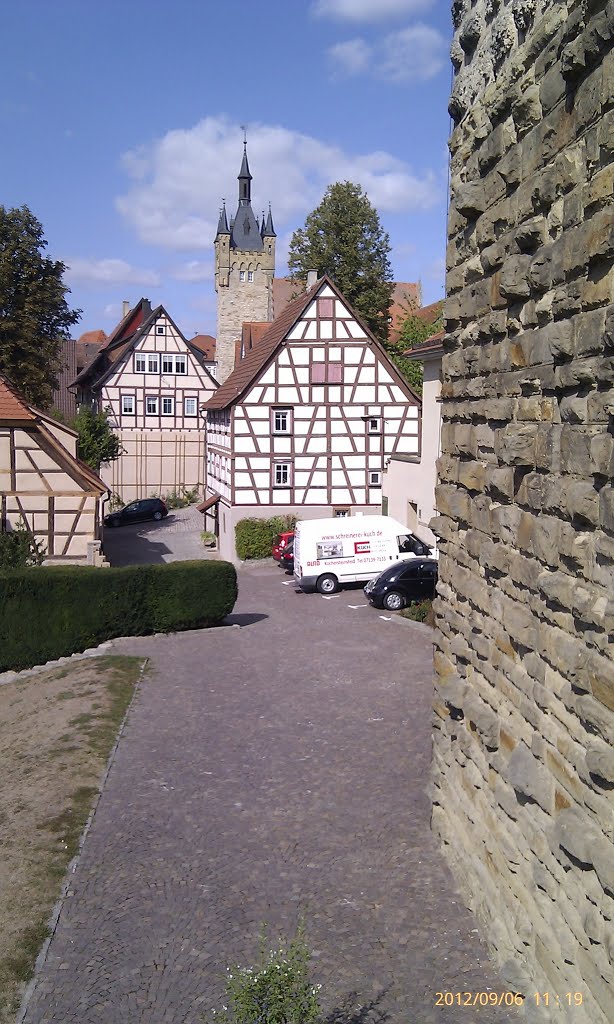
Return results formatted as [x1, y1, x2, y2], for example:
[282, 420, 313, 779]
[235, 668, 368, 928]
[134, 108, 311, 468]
[203, 276, 421, 561]
[0, 374, 108, 562]
[73, 298, 218, 502]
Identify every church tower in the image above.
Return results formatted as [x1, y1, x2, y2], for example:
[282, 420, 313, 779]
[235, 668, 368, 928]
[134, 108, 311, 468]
[214, 141, 276, 383]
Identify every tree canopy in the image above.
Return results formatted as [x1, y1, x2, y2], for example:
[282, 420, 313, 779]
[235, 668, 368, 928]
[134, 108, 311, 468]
[383, 302, 444, 395]
[288, 182, 393, 341]
[74, 406, 122, 473]
[0, 205, 81, 408]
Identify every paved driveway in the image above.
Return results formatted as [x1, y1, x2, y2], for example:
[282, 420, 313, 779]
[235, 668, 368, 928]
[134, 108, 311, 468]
[101, 506, 210, 566]
[23, 562, 520, 1024]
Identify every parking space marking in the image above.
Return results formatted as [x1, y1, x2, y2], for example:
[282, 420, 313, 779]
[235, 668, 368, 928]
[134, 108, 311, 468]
[321, 595, 335, 600]
[379, 614, 392, 621]
[281, 580, 294, 586]
[348, 603, 368, 609]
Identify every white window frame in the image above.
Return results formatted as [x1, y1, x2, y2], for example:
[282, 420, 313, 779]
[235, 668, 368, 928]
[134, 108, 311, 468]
[147, 354, 159, 373]
[273, 461, 292, 487]
[161, 397, 174, 416]
[121, 395, 135, 415]
[247, 270, 254, 282]
[156, 325, 165, 335]
[162, 354, 174, 374]
[184, 397, 198, 417]
[146, 396, 159, 415]
[174, 354, 187, 375]
[368, 417, 381, 434]
[272, 408, 292, 434]
[135, 354, 146, 373]
[239, 270, 246, 282]
[369, 470, 382, 487]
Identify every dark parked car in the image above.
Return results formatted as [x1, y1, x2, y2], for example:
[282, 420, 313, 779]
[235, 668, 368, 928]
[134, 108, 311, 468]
[364, 558, 438, 611]
[279, 538, 294, 572]
[104, 497, 168, 528]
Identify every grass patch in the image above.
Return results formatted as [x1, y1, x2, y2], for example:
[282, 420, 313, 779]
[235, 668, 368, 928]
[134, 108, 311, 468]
[399, 599, 434, 625]
[0, 655, 145, 1023]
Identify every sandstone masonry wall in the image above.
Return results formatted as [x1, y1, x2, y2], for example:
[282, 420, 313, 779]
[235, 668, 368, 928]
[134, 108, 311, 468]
[433, 2, 614, 1021]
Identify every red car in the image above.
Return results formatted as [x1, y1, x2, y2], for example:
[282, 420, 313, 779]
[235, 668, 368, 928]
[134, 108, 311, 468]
[272, 530, 294, 562]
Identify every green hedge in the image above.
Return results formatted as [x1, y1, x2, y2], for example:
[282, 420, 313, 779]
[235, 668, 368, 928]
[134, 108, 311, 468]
[235, 515, 297, 560]
[0, 560, 238, 672]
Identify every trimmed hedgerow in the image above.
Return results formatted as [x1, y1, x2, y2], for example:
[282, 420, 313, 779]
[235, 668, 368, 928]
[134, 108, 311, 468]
[0, 560, 237, 672]
[235, 515, 297, 560]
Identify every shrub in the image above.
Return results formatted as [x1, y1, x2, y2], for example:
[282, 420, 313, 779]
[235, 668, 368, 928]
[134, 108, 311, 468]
[154, 487, 200, 509]
[400, 598, 434, 624]
[0, 560, 237, 671]
[0, 522, 45, 568]
[209, 928, 322, 1024]
[235, 515, 298, 560]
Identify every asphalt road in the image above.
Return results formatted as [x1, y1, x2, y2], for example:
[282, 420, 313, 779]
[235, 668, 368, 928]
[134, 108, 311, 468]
[22, 560, 521, 1024]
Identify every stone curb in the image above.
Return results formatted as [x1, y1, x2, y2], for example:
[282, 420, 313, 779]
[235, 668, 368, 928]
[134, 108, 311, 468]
[16, 657, 150, 1024]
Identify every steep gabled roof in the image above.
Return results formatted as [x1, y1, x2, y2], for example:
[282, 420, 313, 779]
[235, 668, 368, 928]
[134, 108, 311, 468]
[0, 374, 36, 421]
[189, 334, 216, 361]
[205, 278, 324, 410]
[205, 276, 421, 411]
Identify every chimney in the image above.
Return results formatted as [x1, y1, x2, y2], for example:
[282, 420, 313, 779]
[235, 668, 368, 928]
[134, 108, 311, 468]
[122, 300, 130, 318]
[306, 270, 318, 290]
[141, 298, 152, 317]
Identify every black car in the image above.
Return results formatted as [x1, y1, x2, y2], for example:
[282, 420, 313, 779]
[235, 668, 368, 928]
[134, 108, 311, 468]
[279, 538, 294, 572]
[364, 558, 438, 611]
[104, 497, 168, 528]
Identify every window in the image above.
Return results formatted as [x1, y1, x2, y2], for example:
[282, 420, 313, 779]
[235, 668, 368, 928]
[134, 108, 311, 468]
[318, 297, 334, 317]
[146, 396, 158, 415]
[162, 397, 174, 416]
[147, 354, 159, 373]
[368, 417, 381, 433]
[310, 362, 342, 384]
[247, 270, 254, 282]
[369, 471, 381, 487]
[239, 270, 246, 282]
[135, 354, 146, 373]
[272, 408, 292, 434]
[121, 395, 135, 415]
[185, 397, 198, 417]
[156, 325, 165, 335]
[162, 354, 174, 374]
[333, 508, 350, 518]
[273, 462, 292, 487]
[174, 354, 186, 374]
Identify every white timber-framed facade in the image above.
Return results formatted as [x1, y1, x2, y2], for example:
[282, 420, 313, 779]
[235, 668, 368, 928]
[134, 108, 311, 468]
[0, 374, 108, 562]
[204, 277, 422, 561]
[73, 298, 218, 503]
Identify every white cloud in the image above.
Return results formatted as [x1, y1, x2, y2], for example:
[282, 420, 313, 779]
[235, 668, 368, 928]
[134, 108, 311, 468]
[313, 0, 432, 21]
[116, 116, 440, 249]
[170, 260, 213, 282]
[67, 258, 160, 287]
[328, 23, 446, 82]
[328, 38, 371, 75]
[378, 24, 446, 82]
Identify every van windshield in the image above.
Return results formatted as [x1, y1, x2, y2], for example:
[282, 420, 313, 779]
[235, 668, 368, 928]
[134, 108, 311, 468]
[397, 534, 423, 554]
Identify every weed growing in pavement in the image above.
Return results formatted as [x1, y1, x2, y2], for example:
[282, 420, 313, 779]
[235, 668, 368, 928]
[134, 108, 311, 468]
[207, 927, 322, 1024]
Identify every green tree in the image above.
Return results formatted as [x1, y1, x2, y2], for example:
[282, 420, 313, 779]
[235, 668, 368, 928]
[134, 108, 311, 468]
[384, 302, 444, 395]
[0, 205, 81, 408]
[288, 182, 393, 341]
[74, 406, 122, 473]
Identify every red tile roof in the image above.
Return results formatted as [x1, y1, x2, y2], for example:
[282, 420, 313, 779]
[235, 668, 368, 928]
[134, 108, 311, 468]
[404, 330, 445, 359]
[0, 374, 36, 421]
[389, 298, 444, 346]
[77, 329, 107, 346]
[189, 334, 216, 360]
[206, 278, 324, 410]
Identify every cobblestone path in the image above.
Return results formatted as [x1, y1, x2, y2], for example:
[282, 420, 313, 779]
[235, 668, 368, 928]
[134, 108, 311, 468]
[23, 564, 521, 1023]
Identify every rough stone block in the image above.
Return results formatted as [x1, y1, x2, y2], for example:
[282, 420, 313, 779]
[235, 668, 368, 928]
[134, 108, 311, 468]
[499, 254, 533, 299]
[586, 746, 614, 784]
[505, 741, 554, 812]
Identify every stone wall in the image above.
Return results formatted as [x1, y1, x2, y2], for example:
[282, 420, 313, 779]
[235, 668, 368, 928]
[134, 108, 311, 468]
[433, 2, 614, 1021]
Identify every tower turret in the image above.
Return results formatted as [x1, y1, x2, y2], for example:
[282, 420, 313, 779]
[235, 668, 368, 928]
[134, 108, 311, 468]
[213, 139, 276, 383]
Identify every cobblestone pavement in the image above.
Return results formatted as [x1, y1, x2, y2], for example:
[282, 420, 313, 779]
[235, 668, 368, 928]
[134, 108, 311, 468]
[23, 563, 522, 1024]
[102, 506, 212, 566]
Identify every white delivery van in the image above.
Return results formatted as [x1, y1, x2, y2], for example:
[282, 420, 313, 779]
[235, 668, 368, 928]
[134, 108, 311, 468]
[293, 516, 434, 594]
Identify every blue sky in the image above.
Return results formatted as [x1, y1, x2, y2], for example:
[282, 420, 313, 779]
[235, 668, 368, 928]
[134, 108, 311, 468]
[2, 0, 452, 339]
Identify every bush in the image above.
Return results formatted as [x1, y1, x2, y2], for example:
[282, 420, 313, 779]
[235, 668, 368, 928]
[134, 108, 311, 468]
[235, 515, 298, 560]
[0, 522, 46, 568]
[400, 598, 434, 624]
[0, 560, 237, 671]
[154, 487, 200, 509]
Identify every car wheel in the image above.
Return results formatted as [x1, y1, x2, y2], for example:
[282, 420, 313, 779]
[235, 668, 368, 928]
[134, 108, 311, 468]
[384, 590, 405, 611]
[153, 511, 163, 521]
[317, 573, 339, 595]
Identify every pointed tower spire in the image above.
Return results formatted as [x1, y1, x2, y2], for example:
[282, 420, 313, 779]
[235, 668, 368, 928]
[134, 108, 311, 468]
[216, 201, 230, 236]
[238, 132, 252, 206]
[263, 203, 276, 238]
